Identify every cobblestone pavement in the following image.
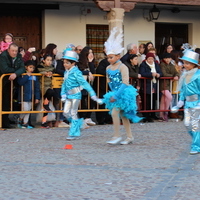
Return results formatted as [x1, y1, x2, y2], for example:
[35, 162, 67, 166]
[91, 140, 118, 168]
[1, 121, 200, 200]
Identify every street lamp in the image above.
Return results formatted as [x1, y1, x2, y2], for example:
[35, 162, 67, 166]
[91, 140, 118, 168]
[149, 5, 160, 20]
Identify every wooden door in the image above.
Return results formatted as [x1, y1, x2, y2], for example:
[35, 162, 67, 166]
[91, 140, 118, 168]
[0, 14, 41, 52]
[155, 23, 188, 55]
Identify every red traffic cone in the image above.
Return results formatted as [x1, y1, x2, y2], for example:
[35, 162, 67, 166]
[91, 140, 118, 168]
[62, 144, 73, 149]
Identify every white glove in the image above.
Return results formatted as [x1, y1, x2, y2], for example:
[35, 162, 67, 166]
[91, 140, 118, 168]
[171, 106, 179, 113]
[171, 100, 184, 113]
[91, 96, 98, 101]
[91, 96, 104, 105]
[61, 95, 66, 102]
[177, 100, 184, 108]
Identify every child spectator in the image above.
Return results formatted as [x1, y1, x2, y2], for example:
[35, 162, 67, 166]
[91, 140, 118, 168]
[60, 48, 101, 140]
[0, 33, 13, 54]
[36, 54, 60, 128]
[103, 28, 142, 145]
[171, 50, 200, 155]
[124, 54, 141, 87]
[17, 60, 40, 128]
[159, 53, 179, 122]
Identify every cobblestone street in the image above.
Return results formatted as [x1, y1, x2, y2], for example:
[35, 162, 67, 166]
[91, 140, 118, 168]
[1, 121, 200, 200]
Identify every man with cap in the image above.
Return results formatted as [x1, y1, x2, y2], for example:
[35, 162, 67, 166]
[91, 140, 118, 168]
[171, 49, 200, 155]
[60, 48, 102, 140]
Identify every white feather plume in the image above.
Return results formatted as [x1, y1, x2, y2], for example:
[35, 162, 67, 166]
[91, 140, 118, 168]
[104, 27, 124, 55]
[181, 43, 197, 52]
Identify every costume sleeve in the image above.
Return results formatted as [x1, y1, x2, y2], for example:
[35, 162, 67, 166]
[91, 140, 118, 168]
[120, 64, 129, 85]
[106, 66, 111, 84]
[76, 70, 96, 97]
[61, 78, 67, 97]
[179, 86, 185, 101]
[113, 83, 128, 99]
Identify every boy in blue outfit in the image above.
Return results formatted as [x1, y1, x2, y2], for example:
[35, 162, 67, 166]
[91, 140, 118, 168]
[60, 48, 101, 140]
[172, 49, 200, 155]
[18, 60, 40, 128]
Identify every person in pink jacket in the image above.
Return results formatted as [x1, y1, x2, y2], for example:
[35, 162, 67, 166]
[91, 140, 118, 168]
[0, 33, 13, 54]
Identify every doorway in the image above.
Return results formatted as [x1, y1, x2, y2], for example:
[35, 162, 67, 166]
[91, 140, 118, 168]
[155, 23, 188, 55]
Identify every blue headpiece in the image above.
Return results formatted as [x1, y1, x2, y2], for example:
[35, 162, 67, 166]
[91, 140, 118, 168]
[62, 48, 79, 62]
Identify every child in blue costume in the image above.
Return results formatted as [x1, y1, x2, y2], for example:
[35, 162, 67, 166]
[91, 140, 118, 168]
[103, 28, 142, 145]
[60, 48, 101, 140]
[171, 49, 200, 155]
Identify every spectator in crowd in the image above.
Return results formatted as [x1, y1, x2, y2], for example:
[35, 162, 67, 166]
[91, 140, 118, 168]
[159, 53, 179, 122]
[124, 54, 141, 87]
[147, 47, 160, 64]
[77, 46, 96, 127]
[43, 43, 58, 67]
[170, 50, 184, 119]
[94, 48, 112, 125]
[36, 54, 60, 128]
[144, 42, 154, 55]
[0, 43, 25, 128]
[121, 43, 137, 64]
[17, 60, 40, 128]
[195, 48, 200, 65]
[125, 54, 142, 110]
[138, 43, 146, 65]
[54, 48, 71, 128]
[164, 44, 174, 54]
[0, 33, 13, 54]
[18, 46, 36, 63]
[139, 52, 162, 122]
[75, 45, 83, 54]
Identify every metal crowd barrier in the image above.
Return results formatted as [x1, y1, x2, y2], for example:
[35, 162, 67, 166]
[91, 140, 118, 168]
[0, 73, 178, 128]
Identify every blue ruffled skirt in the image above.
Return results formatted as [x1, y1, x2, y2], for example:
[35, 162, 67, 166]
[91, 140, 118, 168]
[103, 85, 143, 123]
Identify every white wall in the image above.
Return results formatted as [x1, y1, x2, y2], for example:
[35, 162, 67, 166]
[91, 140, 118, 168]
[43, 4, 108, 52]
[43, 4, 200, 53]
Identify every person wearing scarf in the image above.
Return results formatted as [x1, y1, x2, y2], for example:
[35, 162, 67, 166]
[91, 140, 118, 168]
[139, 52, 162, 122]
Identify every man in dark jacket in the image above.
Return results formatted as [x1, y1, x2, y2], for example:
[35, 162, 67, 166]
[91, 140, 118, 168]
[0, 43, 25, 128]
[121, 43, 138, 64]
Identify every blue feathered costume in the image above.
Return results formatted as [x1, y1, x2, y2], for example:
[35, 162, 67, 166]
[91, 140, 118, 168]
[103, 62, 142, 123]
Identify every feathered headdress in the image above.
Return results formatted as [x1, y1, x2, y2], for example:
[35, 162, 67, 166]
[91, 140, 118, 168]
[181, 43, 197, 52]
[104, 27, 124, 55]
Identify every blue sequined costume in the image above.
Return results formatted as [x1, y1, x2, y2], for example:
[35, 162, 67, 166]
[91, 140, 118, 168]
[179, 69, 200, 153]
[103, 64, 142, 123]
